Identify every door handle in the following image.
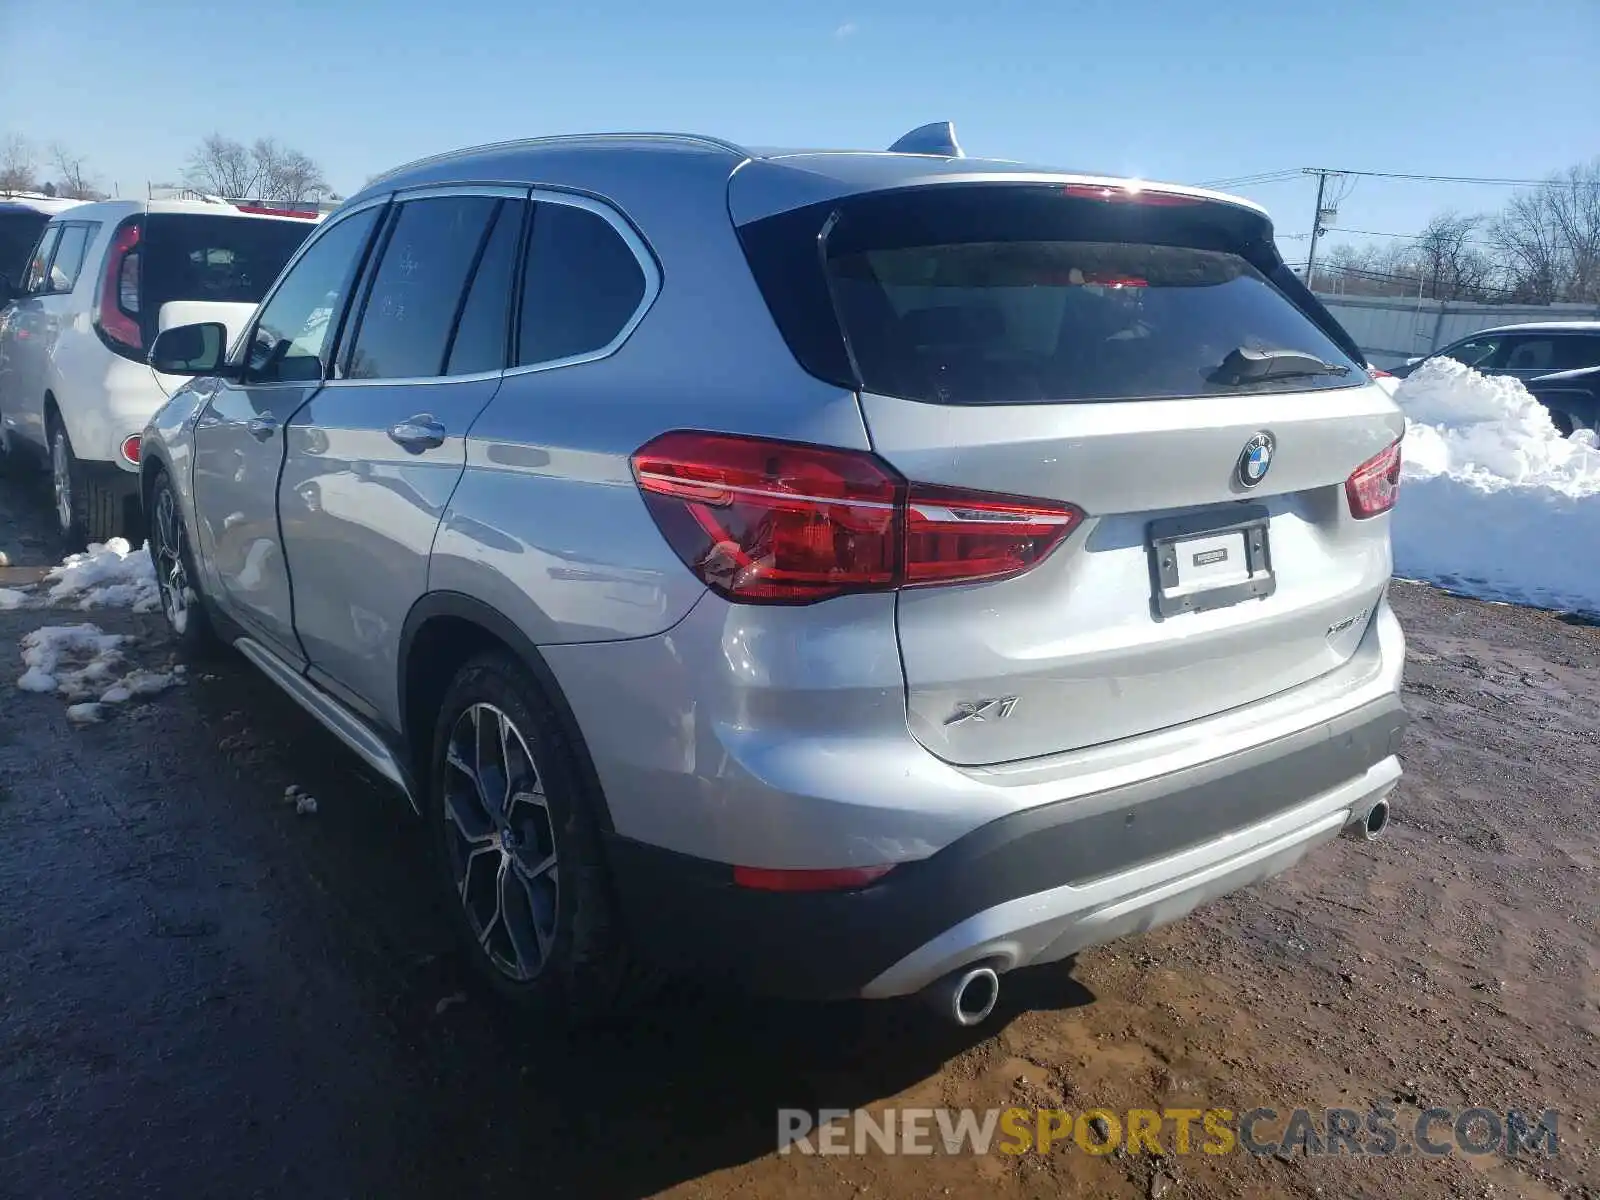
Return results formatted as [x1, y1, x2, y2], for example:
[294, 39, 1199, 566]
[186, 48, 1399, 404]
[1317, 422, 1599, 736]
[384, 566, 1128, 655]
[388, 415, 447, 453]
[247, 415, 279, 441]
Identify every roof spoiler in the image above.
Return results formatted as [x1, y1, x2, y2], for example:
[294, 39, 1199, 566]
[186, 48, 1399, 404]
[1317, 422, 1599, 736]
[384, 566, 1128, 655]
[887, 121, 964, 158]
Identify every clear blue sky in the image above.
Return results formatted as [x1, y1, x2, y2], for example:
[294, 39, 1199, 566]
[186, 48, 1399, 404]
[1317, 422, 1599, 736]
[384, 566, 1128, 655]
[2, 0, 1596, 258]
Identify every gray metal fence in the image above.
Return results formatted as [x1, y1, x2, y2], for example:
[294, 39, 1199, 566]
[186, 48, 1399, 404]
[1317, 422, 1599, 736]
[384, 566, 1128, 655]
[1314, 293, 1600, 369]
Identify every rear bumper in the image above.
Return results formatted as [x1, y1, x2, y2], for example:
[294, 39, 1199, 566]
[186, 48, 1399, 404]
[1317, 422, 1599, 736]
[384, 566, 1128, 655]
[605, 692, 1406, 1000]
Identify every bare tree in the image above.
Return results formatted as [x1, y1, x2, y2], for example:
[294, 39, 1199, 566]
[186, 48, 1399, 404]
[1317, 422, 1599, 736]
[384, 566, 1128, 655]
[184, 133, 327, 203]
[1492, 160, 1600, 304]
[185, 133, 264, 198]
[1409, 212, 1494, 301]
[265, 148, 327, 203]
[0, 134, 40, 195]
[50, 143, 101, 200]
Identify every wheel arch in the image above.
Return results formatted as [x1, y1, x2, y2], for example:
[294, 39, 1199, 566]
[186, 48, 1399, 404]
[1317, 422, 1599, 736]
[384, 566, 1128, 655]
[139, 443, 171, 513]
[398, 591, 616, 832]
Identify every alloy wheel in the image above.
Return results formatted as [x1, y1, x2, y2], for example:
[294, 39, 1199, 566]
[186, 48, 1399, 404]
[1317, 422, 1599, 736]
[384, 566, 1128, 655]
[51, 432, 72, 533]
[441, 703, 559, 983]
[153, 486, 192, 635]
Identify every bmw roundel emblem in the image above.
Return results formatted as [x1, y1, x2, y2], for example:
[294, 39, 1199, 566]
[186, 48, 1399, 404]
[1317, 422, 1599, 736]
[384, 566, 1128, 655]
[1236, 432, 1275, 488]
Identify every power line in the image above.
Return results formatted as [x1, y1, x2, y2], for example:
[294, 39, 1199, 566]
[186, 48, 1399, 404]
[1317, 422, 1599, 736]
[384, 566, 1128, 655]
[1307, 167, 1582, 188]
[1196, 170, 1303, 189]
[1324, 224, 1496, 248]
[1200, 166, 1586, 191]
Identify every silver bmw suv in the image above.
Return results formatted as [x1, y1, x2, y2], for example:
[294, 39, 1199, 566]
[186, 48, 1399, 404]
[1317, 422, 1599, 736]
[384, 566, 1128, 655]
[140, 125, 1407, 1026]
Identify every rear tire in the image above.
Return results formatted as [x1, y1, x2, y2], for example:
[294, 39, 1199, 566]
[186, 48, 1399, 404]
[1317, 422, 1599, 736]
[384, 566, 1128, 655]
[428, 651, 642, 1026]
[148, 468, 219, 657]
[49, 416, 120, 549]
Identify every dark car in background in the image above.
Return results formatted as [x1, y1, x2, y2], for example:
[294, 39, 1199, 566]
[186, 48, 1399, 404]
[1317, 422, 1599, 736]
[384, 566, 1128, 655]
[0, 198, 85, 291]
[1392, 320, 1600, 435]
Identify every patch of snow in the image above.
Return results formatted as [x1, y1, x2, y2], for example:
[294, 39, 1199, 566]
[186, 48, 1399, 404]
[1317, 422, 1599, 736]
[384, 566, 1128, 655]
[1392, 357, 1600, 616]
[15, 622, 180, 716]
[0, 587, 31, 610]
[66, 702, 103, 725]
[18, 623, 129, 696]
[45, 538, 160, 612]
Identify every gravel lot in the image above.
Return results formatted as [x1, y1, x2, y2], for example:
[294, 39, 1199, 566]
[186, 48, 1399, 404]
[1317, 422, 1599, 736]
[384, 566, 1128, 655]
[0, 475, 1594, 1200]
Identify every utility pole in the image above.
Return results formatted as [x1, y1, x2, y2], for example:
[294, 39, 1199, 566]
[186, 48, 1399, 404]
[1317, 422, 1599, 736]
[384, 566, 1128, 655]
[1303, 169, 1330, 286]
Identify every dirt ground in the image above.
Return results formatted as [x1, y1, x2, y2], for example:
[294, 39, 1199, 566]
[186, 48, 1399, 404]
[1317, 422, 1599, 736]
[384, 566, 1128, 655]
[0, 474, 1595, 1200]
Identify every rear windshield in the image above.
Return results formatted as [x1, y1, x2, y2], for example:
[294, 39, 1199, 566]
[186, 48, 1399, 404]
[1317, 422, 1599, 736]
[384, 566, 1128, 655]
[0, 210, 49, 283]
[739, 185, 1366, 405]
[142, 213, 314, 315]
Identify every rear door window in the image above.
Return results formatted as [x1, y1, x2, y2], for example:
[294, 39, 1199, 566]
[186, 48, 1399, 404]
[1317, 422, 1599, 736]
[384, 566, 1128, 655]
[22, 226, 61, 293]
[516, 200, 647, 366]
[741, 185, 1364, 405]
[1500, 337, 1558, 371]
[343, 195, 500, 380]
[45, 223, 97, 294]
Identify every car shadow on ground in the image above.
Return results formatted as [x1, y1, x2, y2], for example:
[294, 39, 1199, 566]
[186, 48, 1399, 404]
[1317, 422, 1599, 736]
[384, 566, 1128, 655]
[376, 952, 1096, 1199]
[212, 667, 1100, 1198]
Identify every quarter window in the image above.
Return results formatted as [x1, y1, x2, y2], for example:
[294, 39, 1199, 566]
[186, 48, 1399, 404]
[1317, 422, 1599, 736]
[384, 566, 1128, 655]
[245, 207, 381, 385]
[517, 200, 646, 366]
[346, 195, 499, 380]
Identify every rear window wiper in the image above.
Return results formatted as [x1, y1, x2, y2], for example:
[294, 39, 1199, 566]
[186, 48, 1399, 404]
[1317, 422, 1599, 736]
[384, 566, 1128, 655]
[1209, 346, 1353, 386]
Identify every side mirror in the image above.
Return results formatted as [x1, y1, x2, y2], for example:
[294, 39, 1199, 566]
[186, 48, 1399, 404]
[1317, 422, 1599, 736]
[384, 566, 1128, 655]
[149, 321, 235, 377]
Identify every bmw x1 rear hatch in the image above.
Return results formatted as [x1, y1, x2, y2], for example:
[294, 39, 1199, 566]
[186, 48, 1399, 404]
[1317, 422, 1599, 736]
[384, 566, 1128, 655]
[737, 177, 1402, 765]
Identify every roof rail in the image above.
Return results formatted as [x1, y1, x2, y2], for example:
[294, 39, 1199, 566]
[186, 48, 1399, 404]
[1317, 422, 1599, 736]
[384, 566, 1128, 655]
[364, 131, 754, 190]
[887, 121, 964, 158]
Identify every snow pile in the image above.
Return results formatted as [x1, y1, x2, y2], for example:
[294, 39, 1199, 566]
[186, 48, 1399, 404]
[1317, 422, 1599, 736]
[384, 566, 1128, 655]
[1392, 357, 1600, 615]
[45, 539, 160, 612]
[18, 624, 131, 696]
[16, 622, 181, 720]
[0, 587, 29, 611]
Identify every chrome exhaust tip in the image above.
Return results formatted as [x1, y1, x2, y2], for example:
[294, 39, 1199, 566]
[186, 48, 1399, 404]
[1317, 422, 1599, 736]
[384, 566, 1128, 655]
[924, 963, 1001, 1026]
[1343, 798, 1391, 842]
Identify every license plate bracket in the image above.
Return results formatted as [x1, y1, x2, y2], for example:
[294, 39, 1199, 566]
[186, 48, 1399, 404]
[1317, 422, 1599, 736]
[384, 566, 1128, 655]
[1147, 503, 1275, 618]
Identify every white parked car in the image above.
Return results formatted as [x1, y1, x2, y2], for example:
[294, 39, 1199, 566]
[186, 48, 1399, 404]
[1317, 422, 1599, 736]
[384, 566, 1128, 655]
[0, 199, 318, 545]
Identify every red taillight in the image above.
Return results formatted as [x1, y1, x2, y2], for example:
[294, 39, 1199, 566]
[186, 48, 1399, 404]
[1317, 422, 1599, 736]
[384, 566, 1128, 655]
[1366, 366, 1394, 379]
[96, 221, 142, 352]
[1346, 439, 1403, 518]
[631, 432, 1083, 604]
[233, 204, 319, 219]
[904, 484, 1081, 586]
[732, 864, 895, 892]
[1060, 183, 1202, 206]
[119, 435, 141, 465]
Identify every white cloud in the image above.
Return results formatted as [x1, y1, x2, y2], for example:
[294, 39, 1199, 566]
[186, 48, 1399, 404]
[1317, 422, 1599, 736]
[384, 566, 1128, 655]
[834, 21, 858, 38]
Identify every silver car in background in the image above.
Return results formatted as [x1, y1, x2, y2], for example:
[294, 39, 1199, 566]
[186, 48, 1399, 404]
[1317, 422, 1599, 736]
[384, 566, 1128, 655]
[139, 125, 1407, 1026]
